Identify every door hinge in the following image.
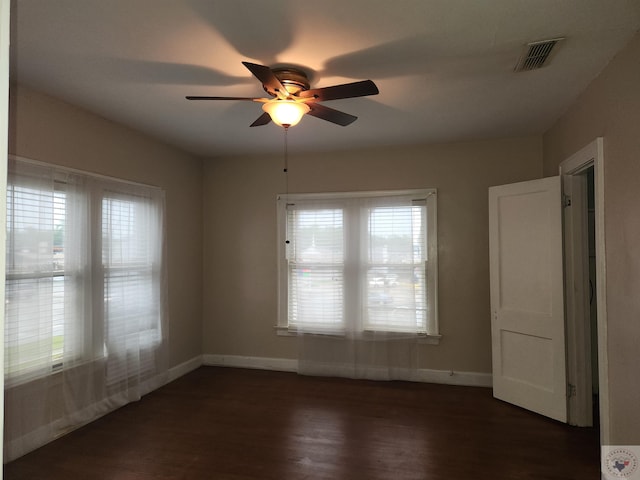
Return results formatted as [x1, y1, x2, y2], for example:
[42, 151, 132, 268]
[568, 383, 577, 398]
[562, 194, 572, 208]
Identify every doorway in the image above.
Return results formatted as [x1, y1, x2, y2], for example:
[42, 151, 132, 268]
[586, 167, 599, 424]
[560, 137, 608, 443]
[488, 138, 607, 438]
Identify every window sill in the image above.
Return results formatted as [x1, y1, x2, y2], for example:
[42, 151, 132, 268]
[274, 325, 442, 344]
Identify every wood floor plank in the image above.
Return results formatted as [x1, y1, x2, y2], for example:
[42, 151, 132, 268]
[4, 367, 599, 479]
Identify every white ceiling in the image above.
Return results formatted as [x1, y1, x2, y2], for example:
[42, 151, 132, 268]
[11, 0, 640, 157]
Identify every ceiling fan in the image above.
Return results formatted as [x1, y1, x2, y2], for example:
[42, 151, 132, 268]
[186, 61, 379, 128]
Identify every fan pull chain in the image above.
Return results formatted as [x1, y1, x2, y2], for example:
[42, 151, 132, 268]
[283, 125, 289, 196]
[284, 126, 290, 246]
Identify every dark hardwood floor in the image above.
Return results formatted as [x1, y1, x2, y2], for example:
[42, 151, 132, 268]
[4, 366, 599, 479]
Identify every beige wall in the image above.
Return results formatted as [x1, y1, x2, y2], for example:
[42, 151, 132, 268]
[9, 84, 204, 368]
[203, 137, 543, 373]
[544, 32, 640, 443]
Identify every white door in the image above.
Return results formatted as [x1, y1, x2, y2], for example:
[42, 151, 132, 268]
[489, 176, 567, 422]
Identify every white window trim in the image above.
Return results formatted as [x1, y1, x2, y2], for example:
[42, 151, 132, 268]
[276, 189, 440, 343]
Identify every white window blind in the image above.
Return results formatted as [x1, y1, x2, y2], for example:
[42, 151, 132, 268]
[278, 190, 438, 337]
[286, 207, 344, 333]
[102, 193, 159, 338]
[364, 203, 427, 333]
[5, 181, 67, 380]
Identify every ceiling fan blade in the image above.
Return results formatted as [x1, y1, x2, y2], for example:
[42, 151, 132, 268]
[186, 96, 259, 101]
[242, 62, 288, 99]
[250, 112, 272, 127]
[298, 80, 379, 102]
[307, 103, 357, 126]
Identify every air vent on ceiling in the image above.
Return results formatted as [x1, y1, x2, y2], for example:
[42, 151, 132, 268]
[514, 37, 565, 72]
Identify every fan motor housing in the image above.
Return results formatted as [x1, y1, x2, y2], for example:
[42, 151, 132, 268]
[268, 67, 310, 95]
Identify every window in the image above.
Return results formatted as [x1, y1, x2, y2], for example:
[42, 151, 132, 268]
[102, 193, 162, 344]
[4, 159, 166, 385]
[5, 182, 68, 376]
[277, 189, 438, 337]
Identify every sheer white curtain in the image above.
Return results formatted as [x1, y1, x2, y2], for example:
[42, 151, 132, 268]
[4, 157, 169, 461]
[279, 191, 436, 381]
[100, 183, 168, 400]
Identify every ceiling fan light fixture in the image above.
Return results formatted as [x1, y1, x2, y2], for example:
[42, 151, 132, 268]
[187, 61, 379, 128]
[262, 100, 310, 127]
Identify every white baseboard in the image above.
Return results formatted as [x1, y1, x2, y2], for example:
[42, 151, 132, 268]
[168, 355, 204, 383]
[203, 354, 297, 373]
[413, 368, 492, 387]
[202, 354, 492, 388]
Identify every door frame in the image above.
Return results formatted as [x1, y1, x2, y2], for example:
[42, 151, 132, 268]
[559, 137, 609, 443]
[0, 0, 11, 472]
